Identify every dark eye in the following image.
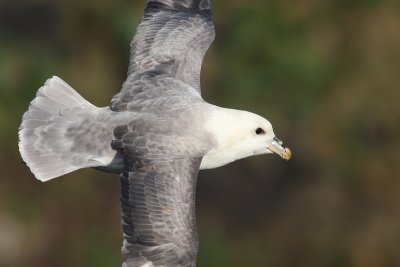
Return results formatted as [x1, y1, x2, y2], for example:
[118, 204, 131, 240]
[255, 128, 265, 135]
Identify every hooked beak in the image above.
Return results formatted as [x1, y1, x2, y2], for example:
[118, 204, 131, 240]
[268, 137, 292, 160]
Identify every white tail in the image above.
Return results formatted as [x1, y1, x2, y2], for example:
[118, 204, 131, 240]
[18, 76, 100, 181]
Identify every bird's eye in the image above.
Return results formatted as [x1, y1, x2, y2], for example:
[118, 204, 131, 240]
[255, 128, 265, 135]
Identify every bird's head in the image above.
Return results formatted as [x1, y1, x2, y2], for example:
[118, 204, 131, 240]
[202, 108, 291, 169]
[227, 110, 291, 160]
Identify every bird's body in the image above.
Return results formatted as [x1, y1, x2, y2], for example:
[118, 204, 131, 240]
[18, 0, 291, 266]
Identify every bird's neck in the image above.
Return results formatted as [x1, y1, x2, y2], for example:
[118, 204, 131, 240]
[200, 106, 251, 169]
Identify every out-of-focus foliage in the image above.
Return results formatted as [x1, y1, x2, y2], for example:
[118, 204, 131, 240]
[1, 0, 400, 266]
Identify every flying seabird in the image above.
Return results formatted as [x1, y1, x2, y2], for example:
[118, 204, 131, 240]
[18, 0, 292, 266]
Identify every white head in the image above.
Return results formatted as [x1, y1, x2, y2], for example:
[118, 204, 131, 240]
[201, 108, 291, 170]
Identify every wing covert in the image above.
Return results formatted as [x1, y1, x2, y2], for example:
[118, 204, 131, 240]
[112, 0, 214, 111]
[128, 0, 214, 90]
[118, 128, 208, 267]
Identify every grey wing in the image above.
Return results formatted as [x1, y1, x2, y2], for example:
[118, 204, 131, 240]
[111, 0, 215, 111]
[128, 0, 214, 88]
[119, 131, 206, 267]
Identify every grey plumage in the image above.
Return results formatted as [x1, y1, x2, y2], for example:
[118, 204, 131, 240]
[19, 0, 215, 266]
[111, 0, 214, 111]
[109, 3, 217, 264]
[114, 78, 214, 266]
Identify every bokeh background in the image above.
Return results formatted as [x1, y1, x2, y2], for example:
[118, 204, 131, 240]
[1, 0, 400, 266]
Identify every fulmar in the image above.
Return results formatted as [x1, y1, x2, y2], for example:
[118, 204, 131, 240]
[18, 0, 291, 266]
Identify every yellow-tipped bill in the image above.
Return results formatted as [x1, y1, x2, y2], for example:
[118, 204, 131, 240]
[268, 139, 292, 160]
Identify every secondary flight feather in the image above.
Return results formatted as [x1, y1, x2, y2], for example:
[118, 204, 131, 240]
[18, 1, 291, 267]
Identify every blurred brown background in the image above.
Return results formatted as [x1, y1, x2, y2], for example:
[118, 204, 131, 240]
[1, 0, 400, 266]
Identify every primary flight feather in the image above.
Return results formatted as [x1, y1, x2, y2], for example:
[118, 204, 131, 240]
[18, 1, 291, 266]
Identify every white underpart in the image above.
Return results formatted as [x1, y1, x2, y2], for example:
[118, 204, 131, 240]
[200, 105, 275, 169]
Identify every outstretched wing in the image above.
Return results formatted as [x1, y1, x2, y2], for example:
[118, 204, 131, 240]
[128, 0, 214, 89]
[111, 0, 214, 111]
[118, 126, 208, 267]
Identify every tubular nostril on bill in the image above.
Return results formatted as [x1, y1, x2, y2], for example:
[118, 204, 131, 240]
[273, 137, 283, 145]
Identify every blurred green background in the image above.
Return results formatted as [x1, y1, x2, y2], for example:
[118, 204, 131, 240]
[1, 0, 400, 266]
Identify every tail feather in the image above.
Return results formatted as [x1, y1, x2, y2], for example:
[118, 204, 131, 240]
[18, 76, 100, 182]
[35, 76, 94, 109]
